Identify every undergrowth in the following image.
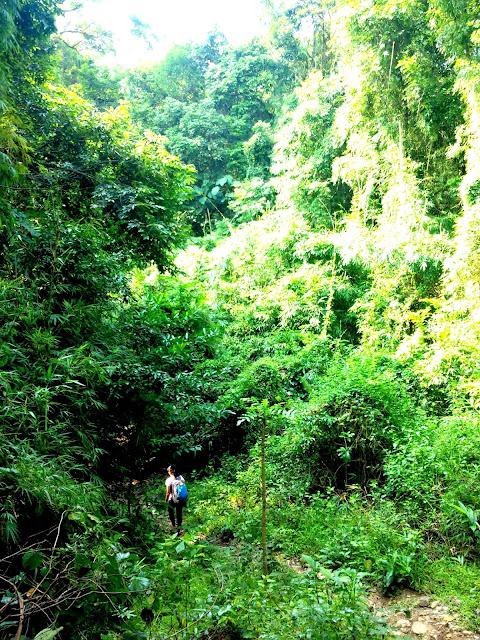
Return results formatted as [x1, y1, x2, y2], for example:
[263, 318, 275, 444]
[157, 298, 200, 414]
[184, 465, 480, 634]
[134, 481, 390, 640]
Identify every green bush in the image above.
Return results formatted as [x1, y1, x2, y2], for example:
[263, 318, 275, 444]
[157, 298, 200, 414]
[384, 413, 480, 552]
[261, 350, 420, 491]
[236, 357, 285, 403]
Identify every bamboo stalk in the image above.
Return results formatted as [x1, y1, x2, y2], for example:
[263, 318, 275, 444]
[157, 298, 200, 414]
[388, 41, 395, 85]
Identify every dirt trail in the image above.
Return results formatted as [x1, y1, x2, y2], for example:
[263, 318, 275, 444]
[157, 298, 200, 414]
[368, 589, 479, 639]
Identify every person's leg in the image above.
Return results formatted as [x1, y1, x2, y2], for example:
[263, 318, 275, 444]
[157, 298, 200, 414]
[176, 504, 183, 527]
[168, 504, 176, 527]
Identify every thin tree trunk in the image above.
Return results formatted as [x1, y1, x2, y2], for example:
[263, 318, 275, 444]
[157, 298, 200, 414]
[261, 411, 268, 576]
[321, 249, 336, 339]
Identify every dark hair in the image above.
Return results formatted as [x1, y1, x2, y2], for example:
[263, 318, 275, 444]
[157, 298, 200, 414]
[167, 464, 176, 473]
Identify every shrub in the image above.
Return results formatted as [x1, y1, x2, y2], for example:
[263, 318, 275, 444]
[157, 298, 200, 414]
[236, 357, 285, 403]
[276, 350, 420, 490]
[384, 413, 480, 552]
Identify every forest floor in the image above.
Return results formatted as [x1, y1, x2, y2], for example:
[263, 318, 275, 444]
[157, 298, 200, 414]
[368, 589, 480, 639]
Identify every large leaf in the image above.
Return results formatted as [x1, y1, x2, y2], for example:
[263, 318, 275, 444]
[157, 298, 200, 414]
[33, 628, 63, 640]
[300, 554, 317, 571]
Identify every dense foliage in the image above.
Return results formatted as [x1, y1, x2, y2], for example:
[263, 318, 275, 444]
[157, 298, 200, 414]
[2, 0, 480, 638]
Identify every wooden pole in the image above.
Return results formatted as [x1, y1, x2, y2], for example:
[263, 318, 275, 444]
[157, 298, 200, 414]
[261, 410, 268, 577]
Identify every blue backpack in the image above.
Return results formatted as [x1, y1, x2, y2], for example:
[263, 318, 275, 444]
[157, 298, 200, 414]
[172, 478, 188, 503]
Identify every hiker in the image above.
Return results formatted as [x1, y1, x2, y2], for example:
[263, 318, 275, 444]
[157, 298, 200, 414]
[165, 464, 187, 530]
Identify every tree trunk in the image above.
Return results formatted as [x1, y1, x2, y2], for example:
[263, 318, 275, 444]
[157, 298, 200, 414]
[261, 411, 268, 576]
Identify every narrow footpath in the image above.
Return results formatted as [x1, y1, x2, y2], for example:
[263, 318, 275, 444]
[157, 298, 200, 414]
[368, 589, 480, 640]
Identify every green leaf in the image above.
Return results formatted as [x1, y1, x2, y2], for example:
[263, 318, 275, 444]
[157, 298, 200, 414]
[301, 554, 317, 571]
[128, 575, 150, 592]
[176, 540, 185, 553]
[217, 175, 233, 186]
[68, 511, 85, 522]
[87, 513, 101, 523]
[33, 628, 63, 640]
[22, 550, 43, 570]
[318, 566, 333, 580]
[0, 467, 19, 475]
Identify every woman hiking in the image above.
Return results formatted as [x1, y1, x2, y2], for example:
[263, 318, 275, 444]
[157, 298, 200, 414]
[165, 464, 187, 532]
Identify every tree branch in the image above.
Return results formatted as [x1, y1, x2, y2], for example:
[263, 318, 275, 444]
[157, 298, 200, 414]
[0, 576, 25, 640]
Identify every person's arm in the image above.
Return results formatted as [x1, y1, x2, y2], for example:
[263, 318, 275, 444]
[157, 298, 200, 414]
[165, 479, 171, 502]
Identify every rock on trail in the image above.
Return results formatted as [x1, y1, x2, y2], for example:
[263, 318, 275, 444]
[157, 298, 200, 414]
[368, 589, 479, 639]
